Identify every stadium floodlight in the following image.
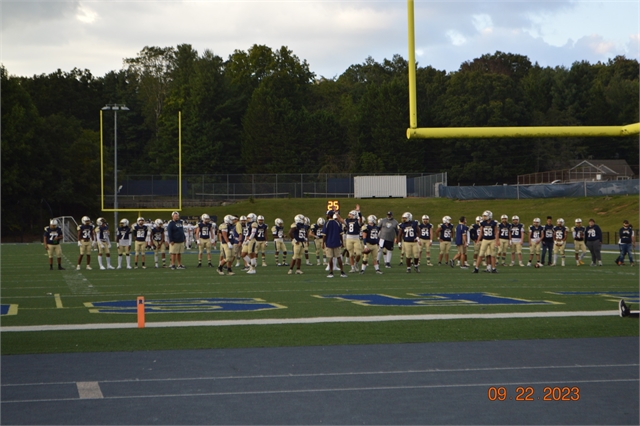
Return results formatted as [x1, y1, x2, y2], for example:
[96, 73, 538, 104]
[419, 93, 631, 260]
[101, 104, 128, 225]
[405, 0, 640, 139]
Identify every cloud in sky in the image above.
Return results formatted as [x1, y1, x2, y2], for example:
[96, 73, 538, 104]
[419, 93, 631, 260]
[1, 0, 638, 78]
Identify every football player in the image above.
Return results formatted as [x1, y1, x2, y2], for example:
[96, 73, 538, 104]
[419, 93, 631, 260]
[133, 217, 148, 269]
[552, 218, 568, 266]
[76, 216, 94, 270]
[288, 214, 307, 274]
[360, 215, 383, 274]
[527, 218, 543, 267]
[474, 210, 498, 273]
[254, 215, 269, 267]
[116, 218, 133, 269]
[344, 208, 364, 273]
[150, 219, 166, 268]
[437, 216, 454, 266]
[95, 217, 115, 270]
[398, 212, 420, 272]
[469, 216, 481, 265]
[418, 215, 433, 266]
[303, 217, 313, 266]
[241, 213, 259, 274]
[272, 218, 287, 266]
[541, 216, 555, 266]
[217, 215, 237, 275]
[509, 216, 525, 267]
[497, 215, 512, 266]
[572, 218, 587, 266]
[309, 218, 327, 266]
[452, 216, 468, 269]
[196, 214, 214, 268]
[44, 219, 64, 270]
[237, 215, 248, 268]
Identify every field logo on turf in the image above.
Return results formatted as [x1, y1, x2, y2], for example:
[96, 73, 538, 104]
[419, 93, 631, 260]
[0, 304, 18, 316]
[549, 291, 639, 304]
[85, 298, 286, 314]
[316, 293, 560, 307]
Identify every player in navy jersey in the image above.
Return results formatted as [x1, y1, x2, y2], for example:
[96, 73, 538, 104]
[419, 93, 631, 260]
[255, 215, 269, 267]
[196, 214, 214, 268]
[76, 216, 94, 270]
[95, 217, 115, 270]
[398, 212, 421, 273]
[509, 216, 525, 267]
[44, 219, 65, 270]
[360, 215, 383, 274]
[217, 215, 237, 275]
[303, 217, 313, 266]
[496, 215, 512, 266]
[309, 218, 326, 266]
[271, 218, 287, 266]
[469, 216, 481, 265]
[116, 218, 133, 269]
[552, 218, 568, 266]
[437, 216, 454, 266]
[474, 210, 498, 273]
[150, 219, 166, 268]
[344, 208, 364, 273]
[541, 216, 555, 266]
[572, 219, 587, 266]
[288, 214, 307, 275]
[418, 215, 433, 266]
[133, 217, 148, 269]
[527, 218, 543, 266]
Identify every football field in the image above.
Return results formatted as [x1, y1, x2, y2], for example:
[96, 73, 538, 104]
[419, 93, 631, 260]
[1, 242, 637, 355]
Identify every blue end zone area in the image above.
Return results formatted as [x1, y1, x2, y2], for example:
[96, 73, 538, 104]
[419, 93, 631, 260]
[85, 298, 284, 314]
[551, 291, 639, 304]
[1, 304, 17, 316]
[318, 293, 559, 306]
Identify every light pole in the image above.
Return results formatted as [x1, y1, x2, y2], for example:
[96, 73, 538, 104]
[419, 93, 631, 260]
[101, 104, 129, 226]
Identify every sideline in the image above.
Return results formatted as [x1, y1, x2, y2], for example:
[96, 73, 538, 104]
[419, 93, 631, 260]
[0, 310, 617, 332]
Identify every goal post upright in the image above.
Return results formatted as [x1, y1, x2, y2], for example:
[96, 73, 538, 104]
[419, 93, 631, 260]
[405, 0, 640, 140]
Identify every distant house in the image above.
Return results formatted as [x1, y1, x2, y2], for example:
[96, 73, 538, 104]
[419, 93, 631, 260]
[517, 159, 636, 185]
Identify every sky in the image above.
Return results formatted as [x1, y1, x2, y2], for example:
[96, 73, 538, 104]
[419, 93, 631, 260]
[2, 0, 639, 79]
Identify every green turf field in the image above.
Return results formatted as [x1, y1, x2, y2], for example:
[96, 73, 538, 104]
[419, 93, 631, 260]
[1, 236, 638, 355]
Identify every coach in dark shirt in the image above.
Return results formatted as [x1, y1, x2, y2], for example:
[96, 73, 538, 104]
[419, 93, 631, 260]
[585, 218, 603, 266]
[167, 211, 186, 269]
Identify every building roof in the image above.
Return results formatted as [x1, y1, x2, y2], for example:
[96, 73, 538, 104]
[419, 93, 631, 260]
[570, 160, 635, 177]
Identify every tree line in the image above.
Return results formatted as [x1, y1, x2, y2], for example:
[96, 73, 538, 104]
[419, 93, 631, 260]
[2, 45, 638, 238]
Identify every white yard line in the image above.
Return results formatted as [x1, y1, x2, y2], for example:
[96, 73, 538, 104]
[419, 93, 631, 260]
[0, 310, 617, 332]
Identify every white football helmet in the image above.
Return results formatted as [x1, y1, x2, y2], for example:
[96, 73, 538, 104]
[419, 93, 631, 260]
[211, 222, 217, 229]
[368, 215, 377, 225]
[97, 217, 106, 226]
[533, 218, 541, 224]
[81, 216, 91, 225]
[304, 217, 310, 226]
[575, 218, 582, 223]
[512, 215, 519, 221]
[348, 210, 358, 219]
[482, 210, 493, 220]
[442, 216, 450, 224]
[317, 217, 325, 226]
[501, 214, 508, 220]
[239, 215, 247, 222]
[247, 213, 257, 223]
[137, 217, 144, 224]
[294, 214, 305, 224]
[422, 215, 430, 222]
[257, 215, 264, 223]
[155, 219, 163, 227]
[120, 218, 129, 227]
[402, 212, 413, 222]
[224, 215, 233, 225]
[49, 219, 59, 227]
[201, 214, 210, 223]
[557, 218, 565, 226]
[275, 218, 284, 227]
[475, 216, 482, 223]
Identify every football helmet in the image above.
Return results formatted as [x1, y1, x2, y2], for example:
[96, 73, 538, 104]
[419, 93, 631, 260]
[512, 215, 519, 221]
[120, 218, 129, 227]
[501, 214, 508, 220]
[223, 215, 233, 225]
[475, 216, 482, 223]
[239, 215, 247, 222]
[402, 212, 412, 222]
[304, 216, 310, 226]
[348, 210, 358, 219]
[155, 219, 163, 227]
[275, 218, 284, 227]
[294, 214, 305, 224]
[201, 214, 210, 223]
[422, 215, 430, 222]
[557, 218, 565, 226]
[81, 216, 91, 225]
[257, 215, 264, 223]
[368, 215, 377, 225]
[575, 218, 582, 223]
[137, 217, 144, 224]
[211, 222, 217, 228]
[247, 213, 257, 223]
[482, 210, 493, 220]
[442, 216, 450, 224]
[49, 219, 59, 227]
[533, 218, 541, 224]
[377, 218, 382, 226]
[97, 217, 106, 226]
[317, 218, 325, 226]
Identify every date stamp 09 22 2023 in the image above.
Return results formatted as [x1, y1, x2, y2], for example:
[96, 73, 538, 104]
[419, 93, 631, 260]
[488, 386, 580, 401]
